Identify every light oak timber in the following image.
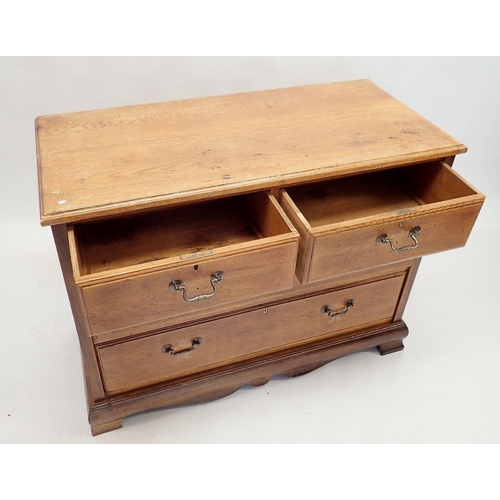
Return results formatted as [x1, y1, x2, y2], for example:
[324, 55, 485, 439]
[73, 191, 296, 277]
[36, 80, 485, 435]
[307, 201, 481, 282]
[68, 192, 299, 337]
[280, 161, 484, 283]
[81, 240, 299, 337]
[278, 189, 314, 282]
[37, 80, 467, 226]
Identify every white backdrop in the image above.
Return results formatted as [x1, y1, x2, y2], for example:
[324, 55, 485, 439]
[1, 57, 499, 445]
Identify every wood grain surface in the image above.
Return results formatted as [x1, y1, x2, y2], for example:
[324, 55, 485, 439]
[97, 274, 405, 393]
[37, 80, 466, 226]
[81, 240, 299, 336]
[39, 81, 484, 436]
[280, 161, 484, 282]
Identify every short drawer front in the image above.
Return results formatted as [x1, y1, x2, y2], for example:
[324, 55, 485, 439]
[309, 203, 481, 281]
[97, 273, 405, 394]
[280, 161, 484, 283]
[82, 241, 298, 336]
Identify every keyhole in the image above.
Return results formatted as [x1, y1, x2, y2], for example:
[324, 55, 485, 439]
[194, 265, 199, 271]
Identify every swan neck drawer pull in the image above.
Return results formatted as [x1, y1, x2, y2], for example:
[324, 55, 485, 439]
[321, 299, 355, 318]
[376, 226, 421, 252]
[163, 337, 203, 355]
[169, 271, 225, 302]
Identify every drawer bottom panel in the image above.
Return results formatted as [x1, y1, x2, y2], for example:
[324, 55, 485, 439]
[97, 274, 406, 394]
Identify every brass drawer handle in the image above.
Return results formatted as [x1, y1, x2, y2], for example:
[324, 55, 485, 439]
[169, 271, 224, 302]
[163, 337, 203, 355]
[376, 226, 421, 252]
[321, 299, 355, 318]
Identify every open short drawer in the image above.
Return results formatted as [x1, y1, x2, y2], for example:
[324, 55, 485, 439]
[68, 191, 299, 336]
[279, 161, 484, 283]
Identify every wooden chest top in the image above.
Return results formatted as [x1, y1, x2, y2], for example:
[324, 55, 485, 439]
[36, 79, 466, 226]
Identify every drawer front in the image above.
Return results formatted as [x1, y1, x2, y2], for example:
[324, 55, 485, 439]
[280, 161, 484, 283]
[97, 274, 405, 394]
[308, 203, 481, 281]
[82, 241, 298, 336]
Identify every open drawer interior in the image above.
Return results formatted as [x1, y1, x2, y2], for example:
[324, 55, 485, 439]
[284, 161, 481, 228]
[70, 191, 296, 278]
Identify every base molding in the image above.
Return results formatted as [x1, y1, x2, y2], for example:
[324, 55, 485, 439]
[88, 321, 408, 435]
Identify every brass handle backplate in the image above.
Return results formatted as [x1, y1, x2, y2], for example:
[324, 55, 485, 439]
[169, 271, 224, 302]
[321, 299, 355, 318]
[163, 337, 203, 355]
[376, 226, 421, 252]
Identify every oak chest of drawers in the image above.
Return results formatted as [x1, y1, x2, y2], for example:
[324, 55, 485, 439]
[36, 80, 484, 435]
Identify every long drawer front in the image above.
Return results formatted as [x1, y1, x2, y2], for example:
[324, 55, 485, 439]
[97, 273, 406, 394]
